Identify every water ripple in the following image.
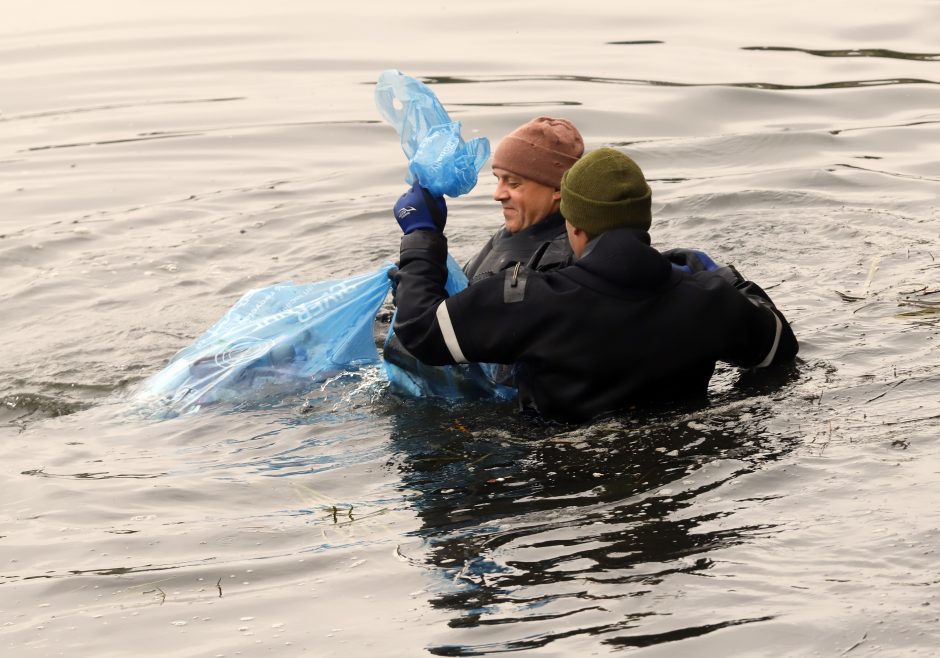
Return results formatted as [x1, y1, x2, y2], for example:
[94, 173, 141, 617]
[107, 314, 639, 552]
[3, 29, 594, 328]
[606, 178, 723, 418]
[603, 616, 777, 649]
[20, 467, 164, 480]
[423, 74, 938, 90]
[0, 96, 244, 123]
[742, 46, 940, 61]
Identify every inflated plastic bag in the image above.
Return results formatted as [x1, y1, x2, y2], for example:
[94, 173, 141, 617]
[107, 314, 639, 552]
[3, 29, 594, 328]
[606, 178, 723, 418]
[375, 69, 490, 198]
[384, 256, 517, 401]
[135, 265, 395, 416]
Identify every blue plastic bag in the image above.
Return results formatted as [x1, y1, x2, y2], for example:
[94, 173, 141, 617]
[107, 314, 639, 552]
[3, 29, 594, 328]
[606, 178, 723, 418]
[132, 71, 504, 417]
[376, 70, 511, 400]
[384, 256, 517, 401]
[375, 69, 490, 198]
[134, 257, 514, 415]
[135, 265, 394, 416]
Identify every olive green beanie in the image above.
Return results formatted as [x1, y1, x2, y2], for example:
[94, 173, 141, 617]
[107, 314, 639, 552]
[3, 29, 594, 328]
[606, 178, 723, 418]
[560, 147, 652, 235]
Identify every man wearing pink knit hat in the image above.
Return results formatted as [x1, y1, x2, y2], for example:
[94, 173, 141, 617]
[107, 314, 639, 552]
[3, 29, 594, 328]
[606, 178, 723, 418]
[462, 116, 584, 283]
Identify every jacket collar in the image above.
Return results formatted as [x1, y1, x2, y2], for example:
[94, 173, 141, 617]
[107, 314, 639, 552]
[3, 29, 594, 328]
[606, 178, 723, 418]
[563, 228, 676, 295]
[498, 211, 566, 241]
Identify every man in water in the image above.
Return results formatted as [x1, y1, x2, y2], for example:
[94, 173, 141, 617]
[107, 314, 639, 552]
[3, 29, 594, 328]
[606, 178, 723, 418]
[462, 116, 584, 282]
[382, 116, 584, 393]
[390, 147, 799, 423]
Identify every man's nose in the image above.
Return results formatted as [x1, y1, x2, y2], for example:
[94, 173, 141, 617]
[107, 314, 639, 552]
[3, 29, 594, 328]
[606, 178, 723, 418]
[493, 182, 508, 200]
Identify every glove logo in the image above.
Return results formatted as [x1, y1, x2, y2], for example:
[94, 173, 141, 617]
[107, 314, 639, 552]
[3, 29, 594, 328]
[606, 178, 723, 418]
[397, 206, 418, 219]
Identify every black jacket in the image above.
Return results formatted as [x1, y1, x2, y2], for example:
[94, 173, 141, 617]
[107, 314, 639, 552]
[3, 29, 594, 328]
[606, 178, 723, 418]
[393, 228, 798, 423]
[462, 212, 572, 283]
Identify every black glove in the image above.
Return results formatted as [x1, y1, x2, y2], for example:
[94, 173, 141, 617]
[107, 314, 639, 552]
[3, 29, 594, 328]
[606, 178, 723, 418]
[662, 247, 743, 287]
[393, 182, 447, 234]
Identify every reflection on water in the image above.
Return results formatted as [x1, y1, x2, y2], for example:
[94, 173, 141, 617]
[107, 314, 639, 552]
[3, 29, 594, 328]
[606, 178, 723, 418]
[742, 46, 940, 62]
[2, 0, 940, 655]
[388, 374, 804, 653]
[427, 73, 939, 90]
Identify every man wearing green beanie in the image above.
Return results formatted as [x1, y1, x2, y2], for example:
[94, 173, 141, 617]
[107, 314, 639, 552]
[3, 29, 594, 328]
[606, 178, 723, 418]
[390, 147, 799, 423]
[560, 146, 652, 255]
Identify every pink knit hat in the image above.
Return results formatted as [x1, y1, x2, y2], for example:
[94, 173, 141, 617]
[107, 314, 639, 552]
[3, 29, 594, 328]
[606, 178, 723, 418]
[491, 117, 584, 188]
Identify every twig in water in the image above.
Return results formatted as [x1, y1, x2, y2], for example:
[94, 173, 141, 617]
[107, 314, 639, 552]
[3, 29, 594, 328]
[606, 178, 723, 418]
[834, 290, 865, 302]
[143, 587, 166, 604]
[818, 419, 834, 454]
[334, 507, 389, 526]
[325, 504, 359, 524]
[880, 413, 940, 427]
[841, 631, 868, 655]
[865, 378, 908, 404]
[864, 255, 882, 295]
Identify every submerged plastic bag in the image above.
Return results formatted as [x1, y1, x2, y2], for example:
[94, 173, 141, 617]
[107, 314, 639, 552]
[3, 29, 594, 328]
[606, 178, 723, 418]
[136, 265, 394, 416]
[384, 256, 516, 402]
[375, 69, 490, 198]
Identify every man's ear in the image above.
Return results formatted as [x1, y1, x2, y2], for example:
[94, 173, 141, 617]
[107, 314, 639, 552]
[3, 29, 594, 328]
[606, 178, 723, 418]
[552, 189, 561, 202]
[566, 222, 590, 258]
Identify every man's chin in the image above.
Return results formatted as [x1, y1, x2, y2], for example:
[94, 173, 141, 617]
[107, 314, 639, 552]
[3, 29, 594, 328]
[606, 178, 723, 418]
[502, 212, 520, 233]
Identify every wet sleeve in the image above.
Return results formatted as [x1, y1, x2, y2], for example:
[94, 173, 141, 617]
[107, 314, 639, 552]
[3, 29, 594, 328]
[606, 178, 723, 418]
[722, 279, 799, 369]
[393, 231, 526, 367]
[392, 230, 459, 366]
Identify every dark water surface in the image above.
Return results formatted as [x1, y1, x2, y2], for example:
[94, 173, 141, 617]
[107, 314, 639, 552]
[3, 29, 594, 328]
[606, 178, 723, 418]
[2, 1, 939, 655]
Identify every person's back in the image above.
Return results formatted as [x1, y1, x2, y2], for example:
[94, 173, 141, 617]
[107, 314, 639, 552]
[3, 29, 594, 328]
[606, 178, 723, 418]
[433, 227, 794, 421]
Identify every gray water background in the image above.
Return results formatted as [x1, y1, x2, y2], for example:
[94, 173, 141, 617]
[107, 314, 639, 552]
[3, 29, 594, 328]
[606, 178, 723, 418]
[1, 1, 939, 655]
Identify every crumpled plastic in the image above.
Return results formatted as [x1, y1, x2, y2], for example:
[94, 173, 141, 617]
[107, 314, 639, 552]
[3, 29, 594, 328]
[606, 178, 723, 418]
[135, 265, 395, 416]
[134, 256, 514, 417]
[375, 69, 490, 197]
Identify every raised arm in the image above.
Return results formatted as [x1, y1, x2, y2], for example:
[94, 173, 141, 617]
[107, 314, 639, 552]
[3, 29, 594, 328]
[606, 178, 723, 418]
[390, 183, 463, 366]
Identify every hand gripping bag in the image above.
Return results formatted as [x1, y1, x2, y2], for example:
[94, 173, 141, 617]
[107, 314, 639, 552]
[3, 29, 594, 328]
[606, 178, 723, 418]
[375, 69, 490, 198]
[376, 70, 514, 401]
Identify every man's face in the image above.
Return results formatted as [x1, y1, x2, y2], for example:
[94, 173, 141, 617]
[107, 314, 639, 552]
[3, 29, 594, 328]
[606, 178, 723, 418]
[492, 168, 561, 234]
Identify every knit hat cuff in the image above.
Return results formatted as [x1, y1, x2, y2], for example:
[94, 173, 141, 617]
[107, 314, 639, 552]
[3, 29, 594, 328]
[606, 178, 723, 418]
[560, 185, 652, 234]
[492, 136, 581, 189]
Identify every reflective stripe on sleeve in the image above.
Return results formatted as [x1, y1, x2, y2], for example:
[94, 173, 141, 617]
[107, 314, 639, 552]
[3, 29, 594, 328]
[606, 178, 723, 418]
[435, 300, 469, 363]
[756, 311, 783, 368]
